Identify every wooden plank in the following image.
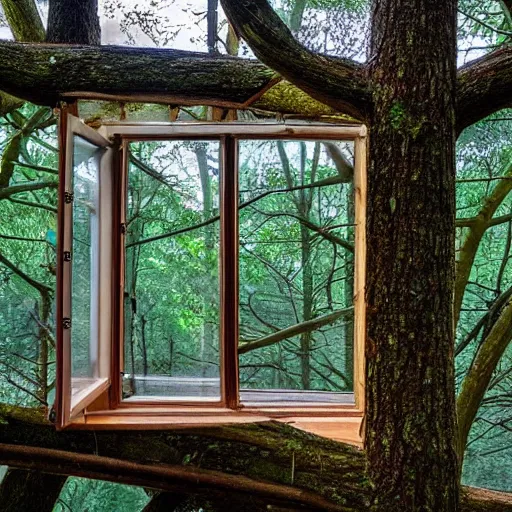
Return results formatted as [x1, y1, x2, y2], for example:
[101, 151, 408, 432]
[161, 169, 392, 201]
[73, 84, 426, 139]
[281, 417, 362, 447]
[100, 122, 366, 140]
[353, 135, 367, 414]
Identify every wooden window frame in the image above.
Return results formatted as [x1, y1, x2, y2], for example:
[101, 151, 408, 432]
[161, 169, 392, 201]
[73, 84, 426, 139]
[57, 117, 367, 441]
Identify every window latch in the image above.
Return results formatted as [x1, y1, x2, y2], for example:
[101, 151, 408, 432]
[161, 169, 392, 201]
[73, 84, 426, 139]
[63, 317, 71, 329]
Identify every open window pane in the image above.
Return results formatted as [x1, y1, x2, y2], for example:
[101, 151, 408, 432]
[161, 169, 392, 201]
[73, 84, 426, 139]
[238, 139, 355, 404]
[122, 140, 221, 401]
[70, 136, 106, 407]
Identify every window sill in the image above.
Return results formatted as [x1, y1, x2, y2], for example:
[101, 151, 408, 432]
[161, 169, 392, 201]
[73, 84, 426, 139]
[66, 406, 363, 447]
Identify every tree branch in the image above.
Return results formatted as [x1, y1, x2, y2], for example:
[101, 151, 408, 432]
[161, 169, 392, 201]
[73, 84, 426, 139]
[456, 297, 512, 459]
[0, 443, 351, 512]
[457, 45, 512, 131]
[0, 42, 275, 108]
[454, 163, 512, 325]
[0, 181, 57, 200]
[0, 0, 45, 42]
[0, 252, 52, 294]
[238, 308, 353, 354]
[0, 0, 45, 116]
[220, 0, 370, 120]
[128, 175, 348, 248]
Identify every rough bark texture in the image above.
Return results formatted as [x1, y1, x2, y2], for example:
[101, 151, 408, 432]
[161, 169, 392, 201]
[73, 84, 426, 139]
[0, 0, 45, 42]
[220, 0, 370, 120]
[0, 39, 510, 126]
[457, 45, 512, 132]
[0, 469, 65, 512]
[365, 0, 459, 510]
[0, 417, 510, 511]
[47, 0, 101, 45]
[0, 418, 369, 511]
[0, 42, 275, 108]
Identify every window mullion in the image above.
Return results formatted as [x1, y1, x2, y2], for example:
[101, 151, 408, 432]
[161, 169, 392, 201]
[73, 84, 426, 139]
[221, 135, 239, 409]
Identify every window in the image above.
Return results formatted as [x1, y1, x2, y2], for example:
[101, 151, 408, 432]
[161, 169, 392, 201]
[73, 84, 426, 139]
[55, 114, 367, 435]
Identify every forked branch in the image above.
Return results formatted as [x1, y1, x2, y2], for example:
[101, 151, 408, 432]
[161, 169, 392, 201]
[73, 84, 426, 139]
[220, 0, 370, 120]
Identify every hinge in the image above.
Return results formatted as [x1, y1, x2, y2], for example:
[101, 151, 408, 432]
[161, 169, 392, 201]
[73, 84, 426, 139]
[64, 192, 74, 204]
[63, 317, 71, 329]
[120, 223, 126, 235]
[63, 251, 71, 262]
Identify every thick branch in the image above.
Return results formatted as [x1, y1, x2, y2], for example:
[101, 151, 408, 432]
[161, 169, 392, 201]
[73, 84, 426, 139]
[0, 443, 349, 512]
[457, 46, 512, 131]
[456, 297, 512, 459]
[0, 42, 276, 108]
[0, 422, 509, 511]
[239, 307, 354, 354]
[220, 0, 370, 120]
[0, 419, 368, 510]
[0, 0, 45, 42]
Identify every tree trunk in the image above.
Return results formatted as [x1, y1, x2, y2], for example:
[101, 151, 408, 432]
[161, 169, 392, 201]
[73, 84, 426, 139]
[365, 1, 459, 511]
[36, 291, 51, 404]
[46, 0, 101, 45]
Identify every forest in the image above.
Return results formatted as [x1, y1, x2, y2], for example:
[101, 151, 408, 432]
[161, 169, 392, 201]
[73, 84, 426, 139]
[0, 0, 511, 511]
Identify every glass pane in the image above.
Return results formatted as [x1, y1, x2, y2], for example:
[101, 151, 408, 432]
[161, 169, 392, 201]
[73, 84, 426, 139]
[71, 136, 102, 401]
[238, 139, 355, 404]
[123, 140, 221, 401]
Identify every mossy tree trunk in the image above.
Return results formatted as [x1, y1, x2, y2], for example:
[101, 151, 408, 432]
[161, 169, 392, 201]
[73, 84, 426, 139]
[365, 1, 459, 510]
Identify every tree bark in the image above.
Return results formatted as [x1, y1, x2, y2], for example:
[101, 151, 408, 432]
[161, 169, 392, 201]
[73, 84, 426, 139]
[0, 42, 275, 108]
[220, 0, 370, 119]
[457, 46, 512, 132]
[0, 0, 45, 42]
[47, 0, 101, 45]
[365, 0, 459, 510]
[0, 419, 510, 511]
[0, 419, 369, 511]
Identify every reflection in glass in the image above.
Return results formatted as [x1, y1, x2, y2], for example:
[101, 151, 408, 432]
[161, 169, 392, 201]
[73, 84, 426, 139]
[238, 140, 355, 404]
[123, 140, 221, 400]
[71, 136, 102, 399]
